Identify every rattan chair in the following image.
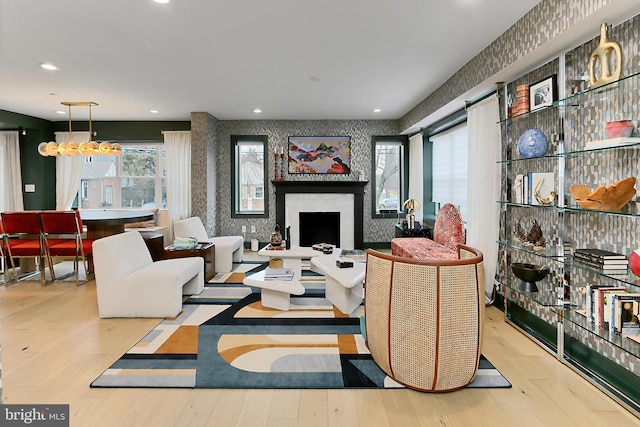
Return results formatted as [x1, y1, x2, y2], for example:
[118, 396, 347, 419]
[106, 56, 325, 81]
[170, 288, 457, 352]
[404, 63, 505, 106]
[364, 245, 484, 392]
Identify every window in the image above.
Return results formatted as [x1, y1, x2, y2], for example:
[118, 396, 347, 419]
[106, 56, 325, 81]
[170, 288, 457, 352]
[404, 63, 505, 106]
[232, 135, 267, 218]
[371, 136, 408, 218]
[77, 143, 166, 209]
[430, 123, 468, 219]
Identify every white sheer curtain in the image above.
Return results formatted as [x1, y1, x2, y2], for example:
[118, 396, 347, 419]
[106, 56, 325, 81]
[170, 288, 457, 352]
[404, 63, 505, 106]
[164, 131, 191, 241]
[0, 131, 24, 211]
[55, 131, 89, 210]
[466, 95, 501, 300]
[408, 132, 424, 222]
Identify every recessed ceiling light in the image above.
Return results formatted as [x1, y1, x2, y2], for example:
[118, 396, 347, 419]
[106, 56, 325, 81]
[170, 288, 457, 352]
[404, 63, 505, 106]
[373, 108, 382, 113]
[55, 110, 66, 114]
[40, 63, 59, 71]
[253, 108, 262, 114]
[150, 110, 159, 114]
[154, 0, 170, 4]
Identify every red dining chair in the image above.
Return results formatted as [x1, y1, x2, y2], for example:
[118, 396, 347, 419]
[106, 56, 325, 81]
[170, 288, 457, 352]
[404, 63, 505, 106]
[40, 210, 94, 285]
[1, 211, 50, 285]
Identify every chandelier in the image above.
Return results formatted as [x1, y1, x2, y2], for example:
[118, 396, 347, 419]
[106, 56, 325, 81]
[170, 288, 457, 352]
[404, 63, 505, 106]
[37, 101, 122, 157]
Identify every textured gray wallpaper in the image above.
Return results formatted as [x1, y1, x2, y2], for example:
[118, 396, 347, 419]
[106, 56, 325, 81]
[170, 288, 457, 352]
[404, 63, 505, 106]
[206, 119, 400, 242]
[400, 0, 614, 132]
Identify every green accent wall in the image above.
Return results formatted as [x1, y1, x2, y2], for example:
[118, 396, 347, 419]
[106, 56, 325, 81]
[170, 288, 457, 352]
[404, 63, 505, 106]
[1, 109, 190, 210]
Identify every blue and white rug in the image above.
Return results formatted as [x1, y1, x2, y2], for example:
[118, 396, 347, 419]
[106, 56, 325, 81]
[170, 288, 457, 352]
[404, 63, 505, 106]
[91, 262, 511, 390]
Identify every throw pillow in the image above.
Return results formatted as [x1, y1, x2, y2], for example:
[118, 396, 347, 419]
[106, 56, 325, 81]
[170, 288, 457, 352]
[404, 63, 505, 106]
[433, 203, 465, 251]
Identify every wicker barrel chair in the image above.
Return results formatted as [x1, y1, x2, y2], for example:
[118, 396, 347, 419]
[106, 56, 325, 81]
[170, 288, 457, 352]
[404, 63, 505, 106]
[364, 245, 484, 392]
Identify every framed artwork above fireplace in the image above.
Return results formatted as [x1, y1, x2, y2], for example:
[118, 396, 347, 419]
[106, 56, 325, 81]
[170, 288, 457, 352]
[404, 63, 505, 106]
[288, 136, 351, 174]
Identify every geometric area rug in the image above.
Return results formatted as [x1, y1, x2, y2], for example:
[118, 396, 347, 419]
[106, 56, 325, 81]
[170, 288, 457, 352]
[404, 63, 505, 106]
[91, 261, 511, 390]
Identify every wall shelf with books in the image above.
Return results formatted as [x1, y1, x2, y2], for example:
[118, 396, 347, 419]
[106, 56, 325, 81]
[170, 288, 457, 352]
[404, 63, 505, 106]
[496, 17, 640, 416]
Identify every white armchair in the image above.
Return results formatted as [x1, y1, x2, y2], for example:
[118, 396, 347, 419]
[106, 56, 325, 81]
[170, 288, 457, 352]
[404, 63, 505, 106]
[173, 217, 244, 273]
[92, 231, 204, 318]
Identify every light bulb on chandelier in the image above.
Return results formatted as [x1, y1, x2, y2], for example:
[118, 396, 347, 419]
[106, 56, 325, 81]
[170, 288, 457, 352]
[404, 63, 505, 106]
[37, 102, 122, 157]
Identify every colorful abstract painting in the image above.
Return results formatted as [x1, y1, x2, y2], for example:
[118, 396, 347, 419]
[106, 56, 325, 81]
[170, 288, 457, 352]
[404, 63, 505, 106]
[288, 136, 351, 174]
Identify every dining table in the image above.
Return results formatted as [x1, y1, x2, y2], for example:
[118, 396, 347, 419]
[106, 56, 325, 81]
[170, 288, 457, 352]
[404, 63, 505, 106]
[79, 210, 154, 240]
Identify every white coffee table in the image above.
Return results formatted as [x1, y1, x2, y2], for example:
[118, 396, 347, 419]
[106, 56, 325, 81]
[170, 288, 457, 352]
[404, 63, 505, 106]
[243, 270, 305, 311]
[258, 245, 319, 279]
[310, 248, 366, 314]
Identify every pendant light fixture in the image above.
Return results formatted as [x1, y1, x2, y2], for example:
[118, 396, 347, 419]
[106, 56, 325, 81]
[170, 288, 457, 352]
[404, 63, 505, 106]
[37, 102, 122, 157]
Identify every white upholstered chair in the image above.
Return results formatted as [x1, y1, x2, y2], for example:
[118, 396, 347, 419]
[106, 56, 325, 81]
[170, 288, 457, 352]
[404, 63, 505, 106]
[92, 231, 204, 318]
[173, 217, 244, 273]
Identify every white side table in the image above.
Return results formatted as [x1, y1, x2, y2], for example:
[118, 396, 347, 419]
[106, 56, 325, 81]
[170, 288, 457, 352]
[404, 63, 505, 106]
[257, 245, 319, 279]
[310, 249, 366, 314]
[243, 270, 305, 311]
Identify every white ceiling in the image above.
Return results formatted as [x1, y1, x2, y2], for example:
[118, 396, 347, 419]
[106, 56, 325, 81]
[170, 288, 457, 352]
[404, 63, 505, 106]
[0, 0, 542, 125]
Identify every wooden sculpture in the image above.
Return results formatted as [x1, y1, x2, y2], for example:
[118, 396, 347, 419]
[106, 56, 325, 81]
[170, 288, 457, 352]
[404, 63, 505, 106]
[570, 176, 636, 211]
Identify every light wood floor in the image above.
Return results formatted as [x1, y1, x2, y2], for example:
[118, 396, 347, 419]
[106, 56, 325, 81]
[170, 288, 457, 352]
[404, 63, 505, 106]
[1, 265, 639, 426]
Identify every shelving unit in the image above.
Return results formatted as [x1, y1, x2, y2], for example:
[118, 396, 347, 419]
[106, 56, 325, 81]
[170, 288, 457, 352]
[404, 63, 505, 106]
[497, 62, 640, 416]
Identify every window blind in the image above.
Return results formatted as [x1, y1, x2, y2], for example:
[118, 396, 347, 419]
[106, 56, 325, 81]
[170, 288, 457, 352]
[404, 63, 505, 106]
[431, 123, 468, 208]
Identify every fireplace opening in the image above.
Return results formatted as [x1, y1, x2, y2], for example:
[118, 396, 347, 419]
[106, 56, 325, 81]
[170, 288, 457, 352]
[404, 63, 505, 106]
[299, 212, 340, 247]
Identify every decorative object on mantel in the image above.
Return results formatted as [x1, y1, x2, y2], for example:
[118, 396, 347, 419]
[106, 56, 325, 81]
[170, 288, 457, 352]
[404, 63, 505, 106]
[37, 101, 122, 157]
[517, 128, 548, 158]
[570, 176, 636, 212]
[605, 120, 635, 138]
[403, 198, 421, 229]
[513, 218, 546, 251]
[589, 23, 622, 88]
[273, 148, 285, 181]
[270, 224, 283, 247]
[511, 262, 549, 292]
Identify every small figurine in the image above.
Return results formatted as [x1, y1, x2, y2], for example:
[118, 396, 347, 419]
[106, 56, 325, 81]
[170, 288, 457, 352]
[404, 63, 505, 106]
[270, 224, 283, 247]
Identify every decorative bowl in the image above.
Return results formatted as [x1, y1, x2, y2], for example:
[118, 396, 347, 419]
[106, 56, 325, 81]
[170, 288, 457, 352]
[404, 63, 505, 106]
[511, 263, 549, 292]
[605, 120, 634, 138]
[517, 128, 548, 158]
[569, 176, 636, 212]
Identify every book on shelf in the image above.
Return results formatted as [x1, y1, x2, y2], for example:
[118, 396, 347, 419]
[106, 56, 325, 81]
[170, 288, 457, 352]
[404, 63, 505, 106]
[584, 136, 640, 150]
[574, 248, 627, 261]
[263, 267, 294, 280]
[592, 286, 626, 326]
[611, 294, 640, 335]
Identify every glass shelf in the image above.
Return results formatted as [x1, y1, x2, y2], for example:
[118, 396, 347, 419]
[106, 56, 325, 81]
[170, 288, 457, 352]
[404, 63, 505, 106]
[555, 307, 640, 358]
[498, 201, 558, 210]
[499, 71, 640, 125]
[562, 258, 640, 289]
[563, 202, 640, 218]
[498, 239, 560, 258]
[499, 277, 564, 307]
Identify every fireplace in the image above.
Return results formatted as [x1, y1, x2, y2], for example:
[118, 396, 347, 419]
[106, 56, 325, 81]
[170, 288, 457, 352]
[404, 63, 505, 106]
[273, 181, 367, 249]
[299, 212, 340, 247]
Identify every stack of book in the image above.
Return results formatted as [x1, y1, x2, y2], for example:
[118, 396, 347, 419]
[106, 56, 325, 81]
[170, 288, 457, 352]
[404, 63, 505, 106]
[172, 237, 197, 249]
[574, 248, 628, 277]
[339, 249, 366, 262]
[263, 267, 294, 281]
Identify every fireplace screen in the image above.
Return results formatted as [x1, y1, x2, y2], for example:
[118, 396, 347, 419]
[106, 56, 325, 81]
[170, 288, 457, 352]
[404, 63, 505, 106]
[299, 212, 340, 247]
